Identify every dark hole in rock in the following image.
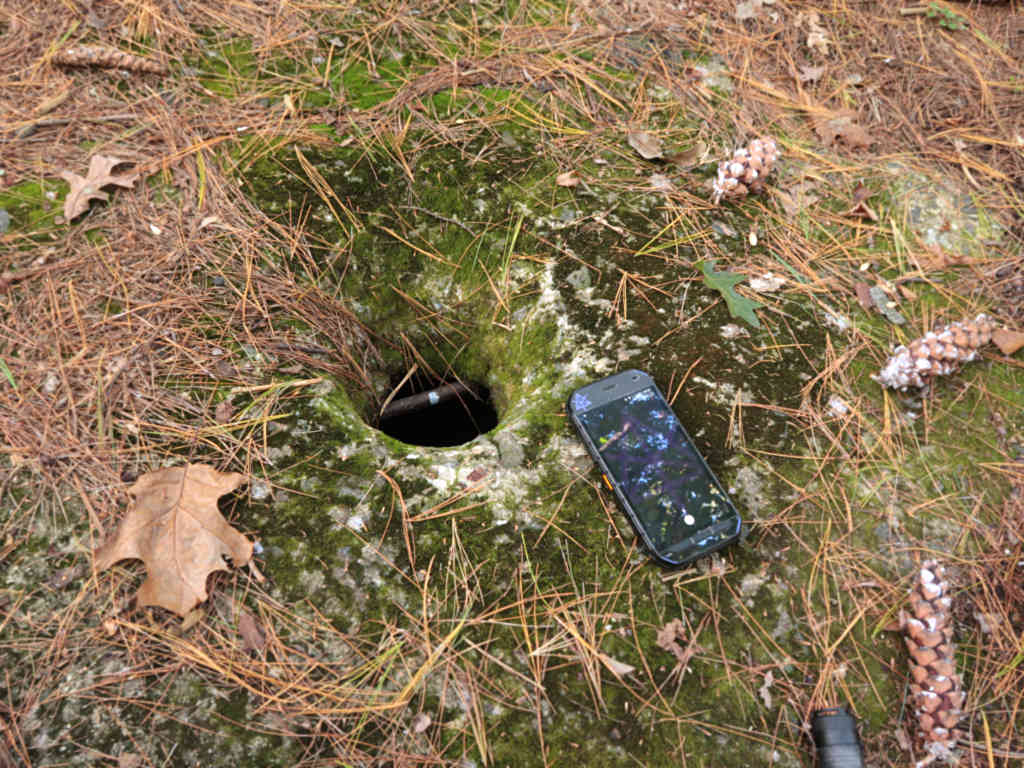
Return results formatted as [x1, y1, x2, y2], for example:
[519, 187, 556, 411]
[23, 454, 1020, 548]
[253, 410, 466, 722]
[376, 372, 498, 447]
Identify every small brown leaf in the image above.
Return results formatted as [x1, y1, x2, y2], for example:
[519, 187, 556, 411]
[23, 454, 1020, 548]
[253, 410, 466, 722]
[798, 65, 826, 83]
[238, 608, 267, 653]
[915, 245, 966, 272]
[656, 619, 685, 655]
[845, 184, 879, 221]
[897, 284, 917, 301]
[180, 607, 204, 633]
[850, 183, 870, 206]
[60, 155, 139, 221]
[992, 328, 1024, 356]
[411, 712, 432, 734]
[598, 653, 635, 677]
[655, 618, 700, 669]
[854, 282, 875, 312]
[118, 754, 143, 768]
[895, 727, 913, 751]
[774, 181, 819, 217]
[555, 170, 581, 187]
[847, 201, 880, 219]
[758, 670, 774, 709]
[94, 463, 251, 617]
[798, 11, 831, 56]
[627, 130, 664, 160]
[665, 142, 706, 167]
[735, 0, 768, 21]
[814, 114, 873, 150]
[649, 173, 674, 192]
[215, 399, 235, 424]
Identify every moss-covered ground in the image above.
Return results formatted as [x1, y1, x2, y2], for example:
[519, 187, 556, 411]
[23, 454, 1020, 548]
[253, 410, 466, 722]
[1, 1, 1022, 767]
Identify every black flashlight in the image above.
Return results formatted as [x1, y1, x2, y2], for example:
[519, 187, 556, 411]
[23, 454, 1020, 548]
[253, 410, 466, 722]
[811, 706, 864, 768]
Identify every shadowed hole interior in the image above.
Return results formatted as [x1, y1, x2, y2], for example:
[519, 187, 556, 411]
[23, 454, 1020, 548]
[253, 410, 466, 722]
[376, 370, 498, 447]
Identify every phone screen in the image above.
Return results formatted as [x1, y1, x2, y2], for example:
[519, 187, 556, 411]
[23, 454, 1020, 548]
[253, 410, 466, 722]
[572, 384, 738, 562]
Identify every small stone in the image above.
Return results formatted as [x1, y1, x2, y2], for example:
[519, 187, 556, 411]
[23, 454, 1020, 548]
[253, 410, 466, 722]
[495, 430, 525, 468]
[250, 479, 273, 501]
[720, 323, 749, 339]
[565, 266, 592, 292]
[748, 273, 785, 293]
[42, 371, 60, 394]
[740, 571, 768, 596]
[827, 395, 849, 416]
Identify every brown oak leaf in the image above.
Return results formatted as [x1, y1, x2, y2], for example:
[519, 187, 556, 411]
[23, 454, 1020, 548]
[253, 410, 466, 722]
[60, 154, 139, 221]
[95, 463, 252, 616]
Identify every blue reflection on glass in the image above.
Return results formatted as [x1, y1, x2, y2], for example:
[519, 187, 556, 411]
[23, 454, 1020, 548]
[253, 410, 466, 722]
[577, 386, 734, 556]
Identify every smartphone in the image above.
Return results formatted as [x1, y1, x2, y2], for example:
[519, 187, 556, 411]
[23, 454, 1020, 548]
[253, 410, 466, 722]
[567, 369, 741, 566]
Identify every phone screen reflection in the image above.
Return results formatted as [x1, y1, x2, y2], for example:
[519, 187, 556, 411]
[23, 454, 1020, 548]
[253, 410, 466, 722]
[578, 387, 730, 554]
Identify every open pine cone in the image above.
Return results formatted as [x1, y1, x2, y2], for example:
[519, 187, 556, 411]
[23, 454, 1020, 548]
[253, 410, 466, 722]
[874, 314, 995, 390]
[712, 136, 779, 203]
[901, 560, 964, 767]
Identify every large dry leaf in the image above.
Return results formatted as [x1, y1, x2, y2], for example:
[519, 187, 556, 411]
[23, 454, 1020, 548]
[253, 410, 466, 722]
[60, 154, 139, 220]
[95, 464, 252, 616]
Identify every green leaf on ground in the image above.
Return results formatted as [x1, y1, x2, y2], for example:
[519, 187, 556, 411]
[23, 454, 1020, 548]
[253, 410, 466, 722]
[699, 260, 763, 328]
[0, 359, 15, 389]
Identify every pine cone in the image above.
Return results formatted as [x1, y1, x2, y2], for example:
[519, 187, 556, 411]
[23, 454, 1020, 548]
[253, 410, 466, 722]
[874, 314, 995, 390]
[53, 45, 167, 75]
[712, 136, 779, 203]
[901, 560, 964, 767]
